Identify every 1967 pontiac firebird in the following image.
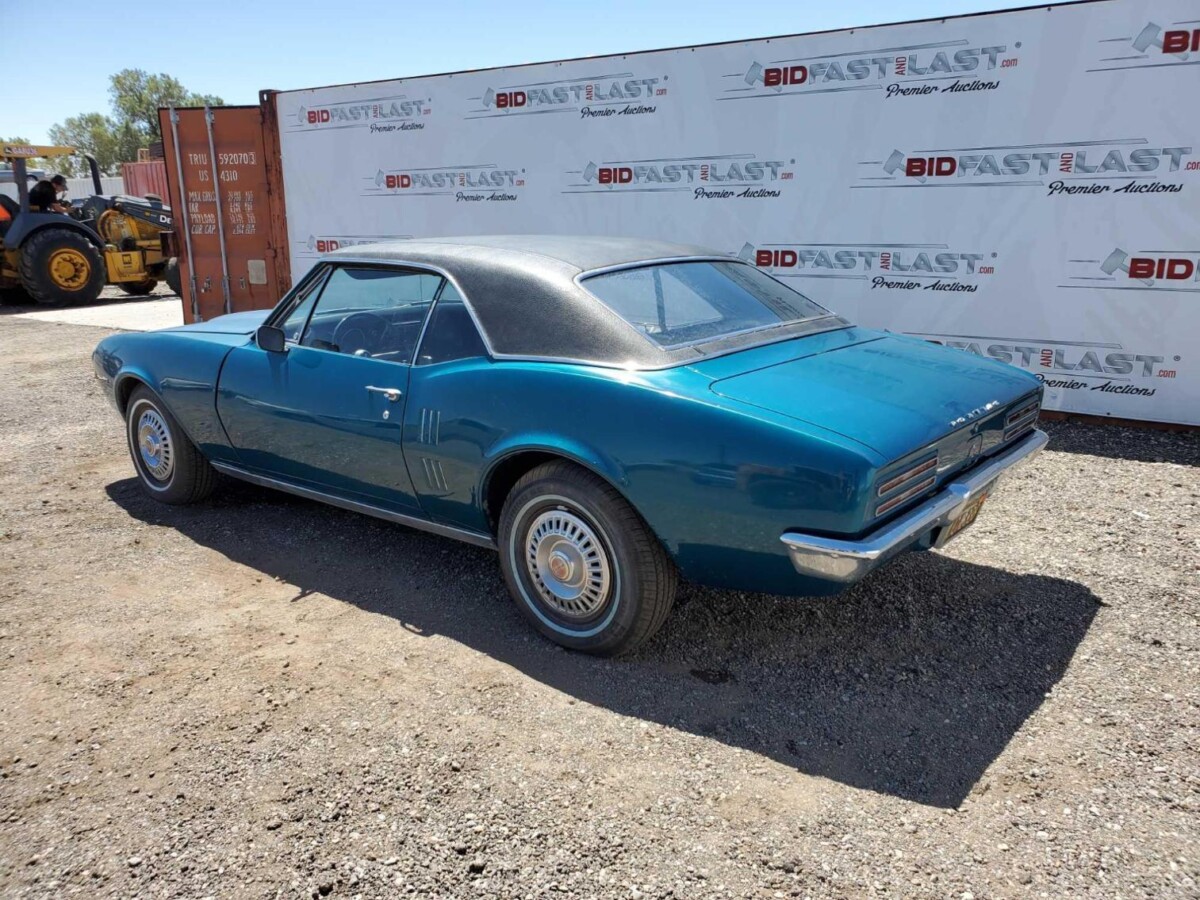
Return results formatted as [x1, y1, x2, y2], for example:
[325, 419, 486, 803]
[94, 235, 1047, 654]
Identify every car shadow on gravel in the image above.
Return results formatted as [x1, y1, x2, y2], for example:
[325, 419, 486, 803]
[106, 476, 1101, 809]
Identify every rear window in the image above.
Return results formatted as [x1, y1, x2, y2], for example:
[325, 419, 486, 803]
[582, 261, 832, 349]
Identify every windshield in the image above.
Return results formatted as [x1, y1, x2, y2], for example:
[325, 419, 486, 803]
[582, 261, 833, 349]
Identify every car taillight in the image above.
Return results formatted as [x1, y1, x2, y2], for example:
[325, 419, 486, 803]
[1004, 397, 1040, 442]
[875, 454, 938, 517]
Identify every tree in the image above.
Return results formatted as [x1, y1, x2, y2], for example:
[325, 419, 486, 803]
[108, 69, 224, 142]
[45, 115, 137, 177]
[43, 69, 225, 176]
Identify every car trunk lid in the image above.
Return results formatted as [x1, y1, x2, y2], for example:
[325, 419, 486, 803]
[708, 333, 1039, 462]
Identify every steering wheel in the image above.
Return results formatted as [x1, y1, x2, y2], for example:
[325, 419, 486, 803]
[333, 312, 388, 356]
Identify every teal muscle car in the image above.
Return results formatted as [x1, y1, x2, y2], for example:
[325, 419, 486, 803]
[94, 236, 1047, 655]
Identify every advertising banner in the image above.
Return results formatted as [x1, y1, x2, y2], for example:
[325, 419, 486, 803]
[274, 0, 1200, 425]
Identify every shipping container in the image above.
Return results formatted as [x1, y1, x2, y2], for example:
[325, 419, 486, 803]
[120, 160, 169, 200]
[157, 102, 290, 323]
[159, 0, 1200, 426]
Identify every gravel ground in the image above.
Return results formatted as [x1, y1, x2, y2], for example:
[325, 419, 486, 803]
[0, 312, 1196, 899]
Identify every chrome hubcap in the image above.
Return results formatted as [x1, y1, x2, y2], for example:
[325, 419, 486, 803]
[136, 408, 174, 482]
[525, 509, 611, 619]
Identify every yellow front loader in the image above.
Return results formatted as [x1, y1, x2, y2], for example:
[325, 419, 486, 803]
[1, 143, 175, 306]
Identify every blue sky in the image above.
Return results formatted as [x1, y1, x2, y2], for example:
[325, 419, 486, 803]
[4, 0, 1043, 142]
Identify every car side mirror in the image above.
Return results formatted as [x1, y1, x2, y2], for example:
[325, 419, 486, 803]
[256, 325, 287, 353]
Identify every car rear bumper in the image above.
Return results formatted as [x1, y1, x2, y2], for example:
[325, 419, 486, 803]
[781, 428, 1048, 584]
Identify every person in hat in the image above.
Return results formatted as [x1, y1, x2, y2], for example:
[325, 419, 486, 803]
[29, 174, 70, 213]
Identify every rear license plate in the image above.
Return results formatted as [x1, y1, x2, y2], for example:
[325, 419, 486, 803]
[936, 492, 989, 548]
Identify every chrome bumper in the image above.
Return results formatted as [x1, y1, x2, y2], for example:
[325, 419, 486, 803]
[781, 429, 1049, 584]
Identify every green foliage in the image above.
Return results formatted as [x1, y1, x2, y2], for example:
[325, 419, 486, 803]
[45, 115, 134, 177]
[44, 69, 225, 176]
[108, 69, 225, 140]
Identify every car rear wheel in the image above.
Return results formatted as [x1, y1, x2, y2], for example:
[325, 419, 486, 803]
[125, 385, 217, 504]
[498, 460, 677, 655]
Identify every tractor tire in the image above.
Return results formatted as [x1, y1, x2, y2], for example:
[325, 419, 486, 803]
[119, 279, 158, 296]
[163, 257, 182, 296]
[18, 228, 105, 307]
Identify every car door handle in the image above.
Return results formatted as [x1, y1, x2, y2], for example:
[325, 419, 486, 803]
[366, 386, 403, 402]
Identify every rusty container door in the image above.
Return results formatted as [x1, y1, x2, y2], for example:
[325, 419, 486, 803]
[158, 104, 291, 323]
[120, 160, 170, 199]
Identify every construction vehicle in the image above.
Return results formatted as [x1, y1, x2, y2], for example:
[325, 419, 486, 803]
[0, 143, 178, 306]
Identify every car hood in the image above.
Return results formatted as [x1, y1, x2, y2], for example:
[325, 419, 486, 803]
[164, 310, 271, 335]
[708, 333, 1039, 461]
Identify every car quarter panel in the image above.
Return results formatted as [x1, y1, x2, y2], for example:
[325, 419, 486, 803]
[93, 331, 245, 464]
[402, 357, 883, 595]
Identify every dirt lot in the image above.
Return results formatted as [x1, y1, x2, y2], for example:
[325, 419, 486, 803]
[0, 309, 1196, 899]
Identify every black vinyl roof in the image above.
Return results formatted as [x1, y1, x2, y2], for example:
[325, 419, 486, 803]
[327, 235, 847, 368]
[332, 234, 720, 274]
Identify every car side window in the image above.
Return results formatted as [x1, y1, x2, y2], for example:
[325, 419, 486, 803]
[416, 283, 489, 365]
[300, 267, 441, 362]
[278, 268, 328, 343]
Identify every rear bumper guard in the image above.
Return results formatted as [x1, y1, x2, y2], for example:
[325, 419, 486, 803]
[781, 428, 1049, 584]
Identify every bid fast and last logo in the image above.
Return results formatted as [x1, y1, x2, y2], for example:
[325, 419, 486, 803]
[740, 241, 997, 293]
[291, 94, 432, 135]
[1087, 20, 1200, 74]
[363, 163, 527, 203]
[564, 154, 794, 200]
[1061, 247, 1200, 294]
[721, 37, 1021, 103]
[467, 71, 668, 121]
[916, 333, 1180, 399]
[857, 138, 1197, 197]
[295, 234, 413, 258]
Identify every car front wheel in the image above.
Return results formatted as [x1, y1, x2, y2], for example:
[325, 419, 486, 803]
[124, 385, 217, 504]
[498, 460, 677, 655]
